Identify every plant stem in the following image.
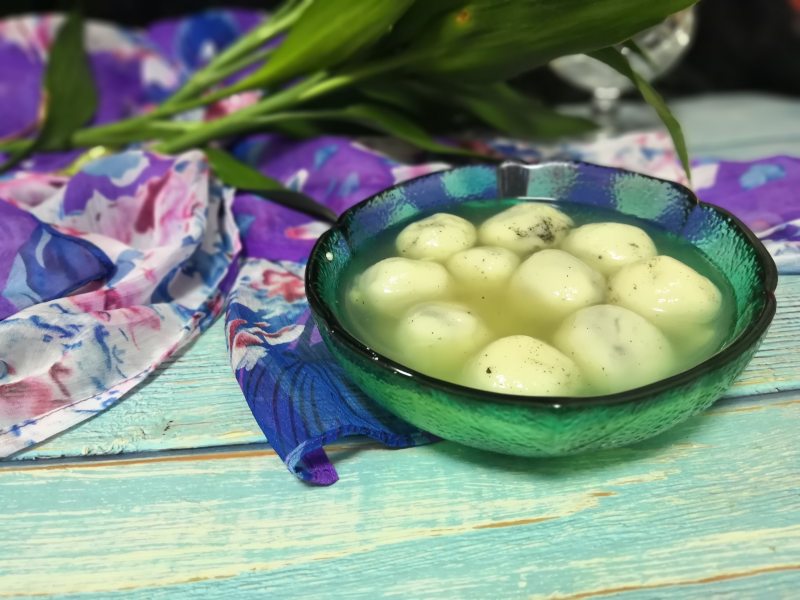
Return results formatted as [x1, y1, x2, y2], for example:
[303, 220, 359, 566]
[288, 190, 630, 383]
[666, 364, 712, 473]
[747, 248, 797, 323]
[68, 4, 312, 148]
[154, 52, 427, 154]
[0, 139, 29, 154]
[215, 0, 309, 69]
[71, 87, 244, 145]
[162, 0, 310, 107]
[193, 47, 274, 94]
[297, 53, 423, 102]
[2, 47, 428, 158]
[72, 120, 201, 147]
[154, 72, 328, 154]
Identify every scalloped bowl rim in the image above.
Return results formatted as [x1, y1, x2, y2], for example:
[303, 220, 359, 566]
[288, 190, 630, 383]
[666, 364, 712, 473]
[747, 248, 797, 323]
[306, 161, 778, 410]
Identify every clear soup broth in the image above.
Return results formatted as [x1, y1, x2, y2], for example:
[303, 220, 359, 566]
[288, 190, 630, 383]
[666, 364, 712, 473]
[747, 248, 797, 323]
[340, 199, 736, 397]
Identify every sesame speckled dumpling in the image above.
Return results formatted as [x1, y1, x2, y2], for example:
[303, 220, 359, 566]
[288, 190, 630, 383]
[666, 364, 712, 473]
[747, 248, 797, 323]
[477, 203, 573, 255]
[464, 335, 584, 396]
[351, 257, 453, 317]
[554, 304, 675, 394]
[395, 212, 476, 261]
[560, 222, 657, 275]
[608, 255, 723, 333]
[446, 246, 520, 292]
[509, 249, 606, 323]
[393, 302, 491, 374]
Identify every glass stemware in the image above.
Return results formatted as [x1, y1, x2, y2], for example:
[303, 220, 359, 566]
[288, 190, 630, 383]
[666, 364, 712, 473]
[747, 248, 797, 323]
[550, 8, 697, 132]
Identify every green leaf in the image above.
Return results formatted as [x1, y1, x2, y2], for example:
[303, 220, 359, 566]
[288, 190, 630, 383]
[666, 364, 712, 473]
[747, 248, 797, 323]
[622, 39, 657, 71]
[39, 12, 98, 149]
[356, 82, 433, 118]
[404, 0, 697, 82]
[342, 104, 482, 156]
[1, 11, 97, 171]
[237, 0, 416, 90]
[589, 46, 691, 181]
[355, 82, 471, 135]
[357, 79, 595, 140]
[245, 103, 484, 158]
[205, 147, 337, 223]
[290, 104, 481, 158]
[455, 83, 597, 140]
[0, 140, 34, 171]
[384, 0, 466, 48]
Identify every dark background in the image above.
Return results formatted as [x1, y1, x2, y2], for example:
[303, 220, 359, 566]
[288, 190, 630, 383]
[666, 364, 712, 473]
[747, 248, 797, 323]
[3, 0, 800, 98]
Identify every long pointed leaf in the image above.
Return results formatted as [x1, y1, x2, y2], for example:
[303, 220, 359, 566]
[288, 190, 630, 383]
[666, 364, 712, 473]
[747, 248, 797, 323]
[356, 83, 432, 118]
[336, 104, 479, 157]
[205, 147, 337, 223]
[622, 39, 657, 71]
[253, 105, 481, 158]
[456, 83, 597, 140]
[589, 46, 691, 181]
[238, 0, 415, 89]
[406, 0, 698, 82]
[358, 79, 595, 140]
[0, 11, 97, 171]
[39, 12, 97, 149]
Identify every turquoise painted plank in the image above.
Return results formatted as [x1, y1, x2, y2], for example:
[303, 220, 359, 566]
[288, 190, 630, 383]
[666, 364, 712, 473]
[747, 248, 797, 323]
[1, 391, 798, 598]
[585, 93, 800, 160]
[10, 275, 800, 462]
[565, 569, 800, 600]
[64, 567, 800, 600]
[676, 93, 800, 159]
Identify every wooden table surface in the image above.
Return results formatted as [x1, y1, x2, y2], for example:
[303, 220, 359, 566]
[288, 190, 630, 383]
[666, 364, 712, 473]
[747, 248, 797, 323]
[2, 94, 799, 599]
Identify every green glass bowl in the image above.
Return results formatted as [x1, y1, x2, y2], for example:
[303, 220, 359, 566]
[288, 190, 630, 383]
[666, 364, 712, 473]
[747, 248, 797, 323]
[305, 161, 778, 456]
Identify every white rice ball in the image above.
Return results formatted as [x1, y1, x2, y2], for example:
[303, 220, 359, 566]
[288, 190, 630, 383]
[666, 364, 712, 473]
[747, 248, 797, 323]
[446, 246, 520, 292]
[608, 255, 723, 332]
[553, 304, 675, 394]
[396, 212, 477, 261]
[354, 257, 453, 317]
[477, 203, 573, 255]
[464, 335, 584, 396]
[509, 249, 606, 323]
[670, 325, 720, 362]
[394, 302, 491, 374]
[560, 222, 658, 276]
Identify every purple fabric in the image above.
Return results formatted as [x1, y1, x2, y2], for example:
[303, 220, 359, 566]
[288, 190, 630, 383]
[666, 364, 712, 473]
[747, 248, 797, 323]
[62, 152, 175, 215]
[0, 149, 240, 456]
[89, 52, 152, 125]
[692, 156, 800, 273]
[147, 10, 264, 77]
[233, 135, 398, 260]
[0, 41, 43, 139]
[0, 200, 113, 320]
[226, 136, 440, 485]
[697, 157, 800, 230]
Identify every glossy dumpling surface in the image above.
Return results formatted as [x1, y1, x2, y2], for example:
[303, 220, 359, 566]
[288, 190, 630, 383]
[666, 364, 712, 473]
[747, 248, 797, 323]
[553, 304, 675, 394]
[560, 222, 657, 276]
[396, 212, 477, 261]
[477, 203, 573, 255]
[608, 255, 722, 332]
[353, 257, 452, 317]
[465, 335, 584, 396]
[394, 302, 491, 373]
[509, 249, 605, 323]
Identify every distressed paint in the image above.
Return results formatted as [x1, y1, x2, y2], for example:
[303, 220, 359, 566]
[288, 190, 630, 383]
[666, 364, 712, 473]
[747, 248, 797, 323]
[0, 389, 798, 597]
